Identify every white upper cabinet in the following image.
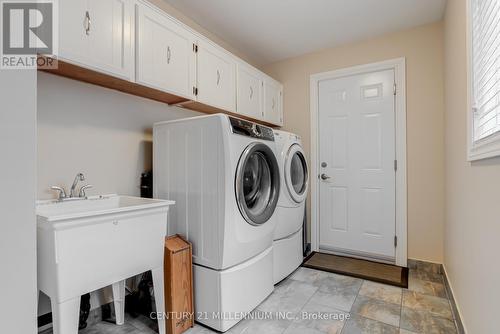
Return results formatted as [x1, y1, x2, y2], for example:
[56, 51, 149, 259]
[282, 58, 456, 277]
[136, 2, 196, 99]
[56, 0, 283, 126]
[236, 63, 263, 120]
[59, 0, 134, 80]
[196, 40, 236, 112]
[59, 0, 88, 62]
[263, 78, 283, 126]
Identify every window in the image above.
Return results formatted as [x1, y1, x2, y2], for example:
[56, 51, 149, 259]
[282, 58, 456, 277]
[469, 0, 500, 160]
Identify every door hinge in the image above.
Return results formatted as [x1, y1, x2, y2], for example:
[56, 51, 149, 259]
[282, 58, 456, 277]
[193, 87, 198, 96]
[394, 236, 398, 248]
[394, 159, 398, 172]
[193, 43, 198, 53]
[393, 83, 397, 96]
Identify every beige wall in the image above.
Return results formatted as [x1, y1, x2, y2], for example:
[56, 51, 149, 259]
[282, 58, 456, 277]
[444, 0, 500, 332]
[263, 22, 445, 263]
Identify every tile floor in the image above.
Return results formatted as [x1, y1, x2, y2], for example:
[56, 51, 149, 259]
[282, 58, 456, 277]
[40, 267, 458, 334]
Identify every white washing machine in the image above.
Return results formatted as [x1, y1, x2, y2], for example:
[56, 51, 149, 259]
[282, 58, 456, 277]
[153, 114, 280, 332]
[273, 130, 309, 284]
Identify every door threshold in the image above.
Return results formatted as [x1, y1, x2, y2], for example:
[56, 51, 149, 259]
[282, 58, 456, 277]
[303, 251, 408, 288]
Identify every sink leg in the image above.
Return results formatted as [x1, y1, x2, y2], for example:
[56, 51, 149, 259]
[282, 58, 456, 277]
[152, 267, 166, 334]
[52, 296, 80, 334]
[112, 280, 126, 325]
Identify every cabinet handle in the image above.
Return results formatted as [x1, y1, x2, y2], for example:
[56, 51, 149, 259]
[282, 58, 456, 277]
[167, 46, 171, 64]
[216, 69, 220, 86]
[249, 86, 253, 99]
[85, 11, 91, 35]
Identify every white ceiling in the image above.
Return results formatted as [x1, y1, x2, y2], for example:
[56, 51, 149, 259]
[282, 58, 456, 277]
[163, 0, 447, 65]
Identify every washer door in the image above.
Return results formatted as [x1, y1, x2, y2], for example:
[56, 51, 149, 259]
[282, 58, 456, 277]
[236, 142, 280, 226]
[285, 144, 308, 203]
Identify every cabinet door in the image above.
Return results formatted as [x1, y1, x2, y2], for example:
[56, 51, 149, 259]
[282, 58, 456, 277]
[237, 63, 263, 119]
[136, 3, 196, 98]
[197, 40, 236, 112]
[264, 79, 283, 126]
[59, 0, 133, 80]
[87, 0, 134, 79]
[59, 0, 89, 64]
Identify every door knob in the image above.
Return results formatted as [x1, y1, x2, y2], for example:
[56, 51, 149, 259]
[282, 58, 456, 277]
[320, 173, 331, 180]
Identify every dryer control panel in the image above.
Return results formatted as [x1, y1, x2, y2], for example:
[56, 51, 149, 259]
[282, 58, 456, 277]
[229, 117, 275, 141]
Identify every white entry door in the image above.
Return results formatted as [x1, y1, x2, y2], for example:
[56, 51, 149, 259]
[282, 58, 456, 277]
[318, 69, 396, 260]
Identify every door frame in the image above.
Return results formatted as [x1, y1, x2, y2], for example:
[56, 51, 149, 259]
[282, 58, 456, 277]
[309, 58, 407, 267]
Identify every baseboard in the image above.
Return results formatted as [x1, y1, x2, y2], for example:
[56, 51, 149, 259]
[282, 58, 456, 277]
[407, 258, 442, 274]
[441, 265, 467, 334]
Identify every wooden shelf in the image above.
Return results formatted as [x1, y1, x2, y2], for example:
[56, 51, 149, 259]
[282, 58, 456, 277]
[39, 59, 189, 105]
[38, 59, 279, 128]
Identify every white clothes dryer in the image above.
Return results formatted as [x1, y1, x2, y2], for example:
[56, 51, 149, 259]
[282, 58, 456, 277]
[273, 130, 309, 283]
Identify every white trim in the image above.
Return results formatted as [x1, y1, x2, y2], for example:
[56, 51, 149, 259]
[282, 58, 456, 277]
[466, 0, 500, 161]
[309, 58, 408, 267]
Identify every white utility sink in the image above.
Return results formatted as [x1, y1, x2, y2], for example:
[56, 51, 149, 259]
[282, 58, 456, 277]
[37, 194, 172, 224]
[37, 195, 175, 334]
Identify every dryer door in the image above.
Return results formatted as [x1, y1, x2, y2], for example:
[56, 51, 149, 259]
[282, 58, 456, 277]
[285, 144, 309, 203]
[236, 142, 280, 226]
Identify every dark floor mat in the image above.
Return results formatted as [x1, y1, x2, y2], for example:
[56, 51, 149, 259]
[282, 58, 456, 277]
[302, 252, 408, 288]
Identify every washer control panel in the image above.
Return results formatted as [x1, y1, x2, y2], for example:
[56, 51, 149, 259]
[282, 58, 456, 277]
[229, 117, 275, 141]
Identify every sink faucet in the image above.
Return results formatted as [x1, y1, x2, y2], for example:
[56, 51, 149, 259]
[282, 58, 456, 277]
[50, 173, 93, 201]
[70, 173, 85, 198]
